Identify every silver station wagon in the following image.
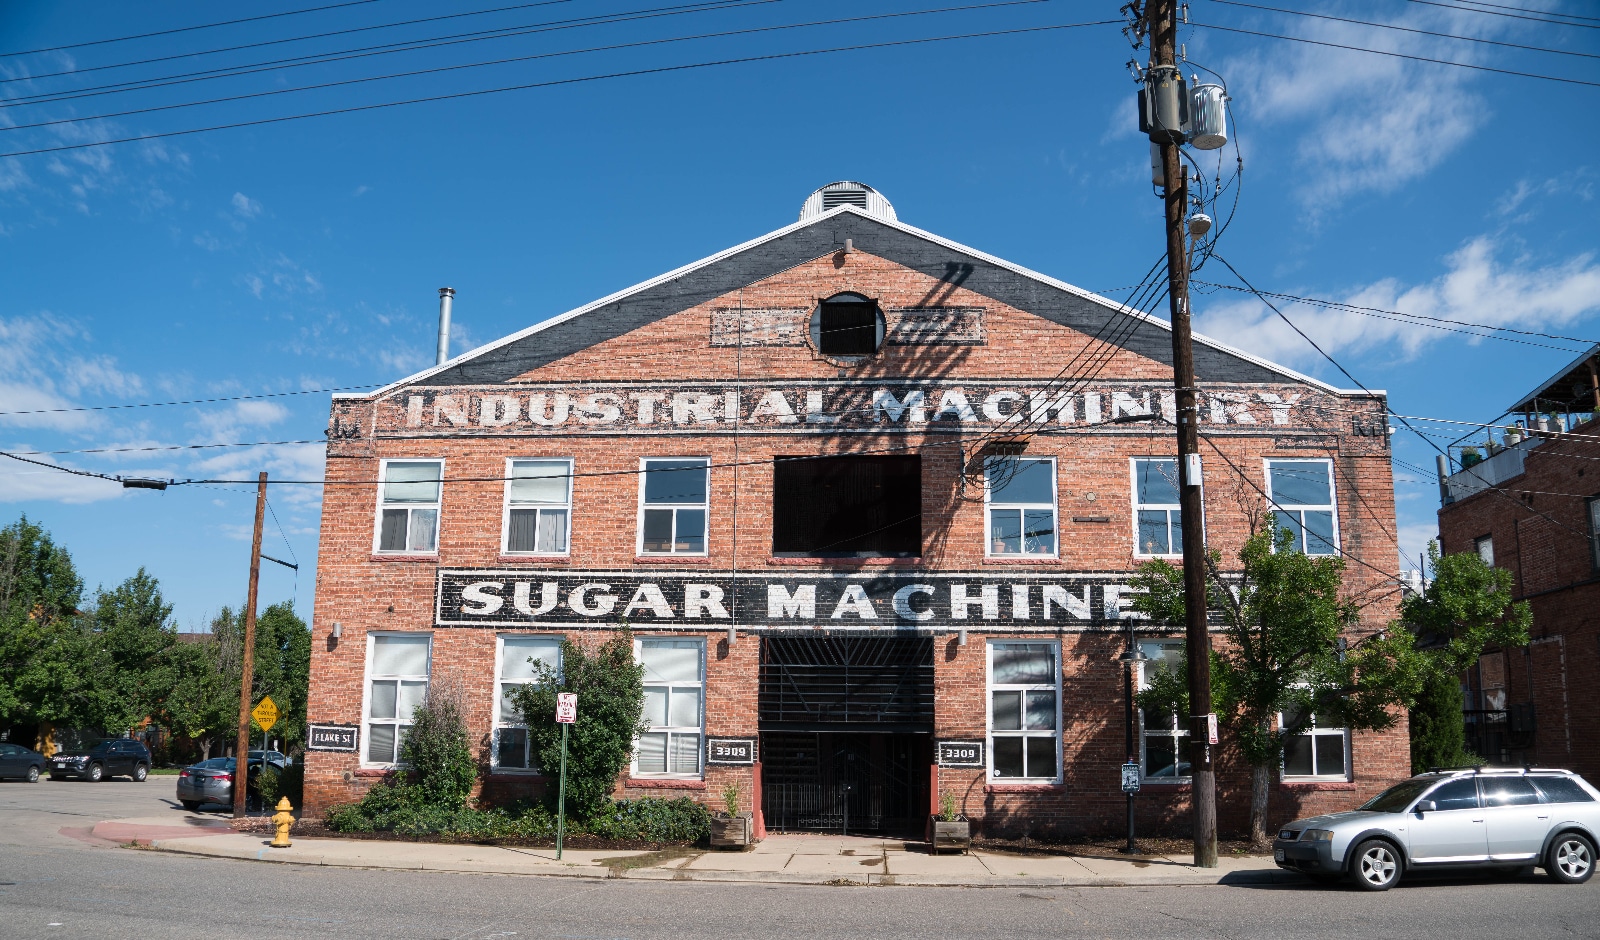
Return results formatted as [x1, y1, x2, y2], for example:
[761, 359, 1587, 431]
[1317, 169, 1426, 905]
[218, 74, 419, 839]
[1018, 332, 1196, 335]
[1273, 768, 1599, 891]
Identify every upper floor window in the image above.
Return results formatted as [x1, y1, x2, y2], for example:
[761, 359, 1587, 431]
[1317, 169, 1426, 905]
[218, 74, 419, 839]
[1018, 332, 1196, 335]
[1280, 703, 1348, 780]
[639, 459, 709, 555]
[813, 292, 883, 357]
[376, 459, 442, 554]
[1475, 535, 1495, 568]
[492, 635, 561, 772]
[634, 638, 704, 777]
[987, 641, 1061, 782]
[504, 459, 571, 555]
[1586, 496, 1600, 571]
[985, 457, 1056, 557]
[365, 633, 431, 765]
[773, 455, 921, 557]
[1138, 639, 1190, 781]
[1133, 458, 1183, 557]
[1266, 459, 1337, 555]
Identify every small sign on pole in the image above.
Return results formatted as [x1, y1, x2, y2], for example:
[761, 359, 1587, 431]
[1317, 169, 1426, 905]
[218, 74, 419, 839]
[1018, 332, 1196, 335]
[1121, 761, 1141, 794]
[252, 696, 279, 733]
[555, 693, 576, 859]
[1207, 713, 1220, 745]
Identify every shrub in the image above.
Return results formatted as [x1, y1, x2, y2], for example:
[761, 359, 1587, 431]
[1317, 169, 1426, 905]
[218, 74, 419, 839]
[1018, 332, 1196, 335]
[401, 677, 477, 810]
[507, 627, 647, 819]
[256, 761, 305, 808]
[584, 797, 710, 842]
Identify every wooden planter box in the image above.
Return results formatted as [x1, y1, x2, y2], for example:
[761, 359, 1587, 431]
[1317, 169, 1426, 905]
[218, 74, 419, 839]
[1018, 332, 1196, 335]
[709, 814, 752, 848]
[927, 816, 971, 854]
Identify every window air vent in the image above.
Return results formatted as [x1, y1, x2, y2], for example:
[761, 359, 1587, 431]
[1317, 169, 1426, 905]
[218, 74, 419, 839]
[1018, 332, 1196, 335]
[798, 181, 898, 222]
[821, 189, 870, 211]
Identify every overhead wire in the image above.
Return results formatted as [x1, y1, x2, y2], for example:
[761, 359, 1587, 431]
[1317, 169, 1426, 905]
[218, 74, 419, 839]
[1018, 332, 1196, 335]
[0, 0, 392, 58]
[0, 19, 1123, 160]
[0, 383, 384, 417]
[0, 0, 1084, 134]
[1401, 0, 1600, 28]
[1438, 0, 1600, 23]
[1208, 0, 1600, 59]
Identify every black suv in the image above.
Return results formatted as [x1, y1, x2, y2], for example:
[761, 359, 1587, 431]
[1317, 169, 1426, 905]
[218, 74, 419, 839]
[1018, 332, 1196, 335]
[48, 739, 151, 782]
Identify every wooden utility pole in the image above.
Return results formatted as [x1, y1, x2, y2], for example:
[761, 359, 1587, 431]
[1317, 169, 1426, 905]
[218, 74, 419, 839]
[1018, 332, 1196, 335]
[233, 471, 268, 819]
[1146, 0, 1218, 868]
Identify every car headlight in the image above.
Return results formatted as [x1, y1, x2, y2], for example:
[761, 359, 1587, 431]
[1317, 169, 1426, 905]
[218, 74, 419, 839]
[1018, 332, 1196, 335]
[1303, 829, 1335, 842]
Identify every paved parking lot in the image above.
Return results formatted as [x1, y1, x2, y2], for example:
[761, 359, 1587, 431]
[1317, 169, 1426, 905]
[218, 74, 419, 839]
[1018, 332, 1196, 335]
[2, 776, 1598, 940]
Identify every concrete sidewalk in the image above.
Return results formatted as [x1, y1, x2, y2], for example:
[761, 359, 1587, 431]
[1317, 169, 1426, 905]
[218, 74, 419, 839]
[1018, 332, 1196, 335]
[101, 815, 1304, 887]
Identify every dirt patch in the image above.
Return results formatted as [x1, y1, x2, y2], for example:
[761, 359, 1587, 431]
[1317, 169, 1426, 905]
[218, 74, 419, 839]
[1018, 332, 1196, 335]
[599, 846, 703, 874]
[267, 818, 698, 851]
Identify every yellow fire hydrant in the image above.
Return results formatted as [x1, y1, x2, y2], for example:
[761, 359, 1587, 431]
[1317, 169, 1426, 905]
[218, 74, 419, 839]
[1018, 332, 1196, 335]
[270, 797, 295, 848]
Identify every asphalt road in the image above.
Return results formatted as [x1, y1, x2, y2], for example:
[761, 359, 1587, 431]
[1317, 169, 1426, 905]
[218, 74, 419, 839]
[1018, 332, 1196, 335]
[2, 776, 1597, 940]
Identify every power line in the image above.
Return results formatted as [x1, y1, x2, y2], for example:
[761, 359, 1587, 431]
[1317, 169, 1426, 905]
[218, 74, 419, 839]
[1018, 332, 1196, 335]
[1210, 0, 1599, 59]
[0, 0, 768, 104]
[1191, 280, 1600, 351]
[7, 440, 323, 457]
[0, 0, 391, 58]
[1194, 20, 1600, 87]
[1402, 0, 1600, 28]
[0, 19, 1120, 160]
[0, 384, 382, 417]
[1438, 0, 1600, 23]
[1, 0, 1074, 133]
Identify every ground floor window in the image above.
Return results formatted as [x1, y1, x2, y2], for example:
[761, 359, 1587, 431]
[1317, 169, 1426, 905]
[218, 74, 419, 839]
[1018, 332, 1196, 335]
[1138, 639, 1190, 781]
[492, 635, 562, 771]
[365, 633, 431, 765]
[1280, 705, 1348, 779]
[634, 638, 704, 777]
[987, 641, 1060, 781]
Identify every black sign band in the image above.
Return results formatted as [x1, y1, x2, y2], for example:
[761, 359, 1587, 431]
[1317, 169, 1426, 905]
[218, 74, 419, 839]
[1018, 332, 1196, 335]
[308, 724, 359, 752]
[937, 740, 985, 767]
[706, 737, 757, 765]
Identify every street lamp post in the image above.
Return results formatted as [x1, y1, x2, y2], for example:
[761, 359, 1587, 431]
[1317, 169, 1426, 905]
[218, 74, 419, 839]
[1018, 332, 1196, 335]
[1118, 623, 1148, 855]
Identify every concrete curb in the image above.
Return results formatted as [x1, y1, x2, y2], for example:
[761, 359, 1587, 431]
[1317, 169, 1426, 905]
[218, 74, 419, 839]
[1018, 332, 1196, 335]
[140, 836, 1304, 888]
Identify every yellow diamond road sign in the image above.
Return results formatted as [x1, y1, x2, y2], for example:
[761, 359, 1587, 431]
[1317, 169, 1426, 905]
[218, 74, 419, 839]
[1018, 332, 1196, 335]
[252, 696, 279, 733]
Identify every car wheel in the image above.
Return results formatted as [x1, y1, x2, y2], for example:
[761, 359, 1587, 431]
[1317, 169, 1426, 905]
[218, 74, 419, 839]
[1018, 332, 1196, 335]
[87, 763, 103, 782]
[26, 765, 39, 783]
[180, 800, 201, 812]
[1350, 839, 1403, 891]
[133, 763, 148, 782]
[1546, 832, 1595, 884]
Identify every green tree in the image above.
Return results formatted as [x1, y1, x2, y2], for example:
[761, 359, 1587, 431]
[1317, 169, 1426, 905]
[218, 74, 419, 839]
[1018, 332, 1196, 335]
[257, 602, 311, 751]
[83, 569, 180, 734]
[507, 627, 647, 819]
[399, 677, 477, 809]
[1402, 542, 1531, 772]
[0, 516, 93, 735]
[157, 636, 228, 759]
[1131, 524, 1429, 847]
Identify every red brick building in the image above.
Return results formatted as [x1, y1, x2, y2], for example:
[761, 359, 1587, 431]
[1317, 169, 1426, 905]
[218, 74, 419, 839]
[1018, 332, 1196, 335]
[1436, 348, 1600, 784]
[304, 182, 1408, 839]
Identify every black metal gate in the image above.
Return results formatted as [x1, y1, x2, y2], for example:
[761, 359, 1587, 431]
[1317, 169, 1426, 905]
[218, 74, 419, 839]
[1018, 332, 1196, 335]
[758, 636, 934, 835]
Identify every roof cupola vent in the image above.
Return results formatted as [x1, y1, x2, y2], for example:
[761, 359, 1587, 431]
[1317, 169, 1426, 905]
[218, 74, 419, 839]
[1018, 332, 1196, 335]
[799, 181, 897, 222]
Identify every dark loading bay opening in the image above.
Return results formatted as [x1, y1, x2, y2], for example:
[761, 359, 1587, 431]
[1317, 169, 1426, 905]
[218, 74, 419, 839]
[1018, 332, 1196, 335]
[758, 636, 935, 836]
[771, 455, 921, 557]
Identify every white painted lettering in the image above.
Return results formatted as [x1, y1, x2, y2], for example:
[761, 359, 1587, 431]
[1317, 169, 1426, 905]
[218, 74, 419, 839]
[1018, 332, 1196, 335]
[479, 395, 521, 427]
[1042, 585, 1091, 619]
[513, 581, 558, 617]
[1111, 391, 1152, 420]
[981, 391, 1024, 423]
[461, 581, 504, 615]
[1103, 585, 1145, 620]
[568, 583, 617, 616]
[830, 584, 878, 619]
[1207, 392, 1256, 424]
[950, 583, 999, 619]
[932, 390, 978, 422]
[1160, 390, 1177, 424]
[673, 392, 720, 424]
[527, 393, 571, 427]
[433, 394, 470, 427]
[805, 389, 836, 424]
[751, 390, 799, 424]
[684, 584, 729, 618]
[1256, 392, 1301, 425]
[872, 388, 926, 423]
[406, 395, 425, 427]
[724, 391, 740, 423]
[1011, 584, 1031, 619]
[1029, 391, 1074, 424]
[576, 393, 622, 425]
[622, 583, 675, 618]
[1083, 392, 1103, 424]
[767, 584, 816, 618]
[892, 584, 936, 621]
[630, 392, 667, 424]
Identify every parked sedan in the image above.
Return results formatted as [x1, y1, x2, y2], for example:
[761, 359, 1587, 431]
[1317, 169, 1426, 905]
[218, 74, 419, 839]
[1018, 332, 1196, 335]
[176, 758, 265, 811]
[0, 742, 46, 782]
[1274, 767, 1599, 890]
[48, 739, 151, 782]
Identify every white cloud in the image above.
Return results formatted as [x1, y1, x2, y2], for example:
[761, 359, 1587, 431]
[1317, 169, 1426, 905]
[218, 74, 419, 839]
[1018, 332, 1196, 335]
[0, 313, 144, 431]
[192, 400, 290, 439]
[231, 192, 261, 218]
[0, 453, 123, 504]
[1194, 235, 1600, 367]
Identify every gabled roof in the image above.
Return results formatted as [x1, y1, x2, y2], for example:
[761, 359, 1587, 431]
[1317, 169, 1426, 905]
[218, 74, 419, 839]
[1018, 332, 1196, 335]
[341, 205, 1375, 400]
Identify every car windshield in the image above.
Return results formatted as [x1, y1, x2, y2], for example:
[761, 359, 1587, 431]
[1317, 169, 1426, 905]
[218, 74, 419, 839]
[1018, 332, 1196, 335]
[1360, 777, 1438, 813]
[194, 758, 233, 770]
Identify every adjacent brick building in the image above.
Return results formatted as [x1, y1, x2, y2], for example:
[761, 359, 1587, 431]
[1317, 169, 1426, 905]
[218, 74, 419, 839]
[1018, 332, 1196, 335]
[304, 182, 1408, 839]
[1437, 347, 1600, 784]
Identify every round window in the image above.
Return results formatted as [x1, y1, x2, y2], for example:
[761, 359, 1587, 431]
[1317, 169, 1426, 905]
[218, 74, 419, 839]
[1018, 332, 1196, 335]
[810, 292, 885, 357]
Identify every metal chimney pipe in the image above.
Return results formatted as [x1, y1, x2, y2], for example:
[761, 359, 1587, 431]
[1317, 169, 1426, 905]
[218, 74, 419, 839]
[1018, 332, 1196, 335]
[1436, 453, 1452, 506]
[435, 287, 455, 366]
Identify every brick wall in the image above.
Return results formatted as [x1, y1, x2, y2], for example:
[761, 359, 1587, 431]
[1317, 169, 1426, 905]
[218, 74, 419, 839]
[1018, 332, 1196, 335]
[304, 248, 1408, 837]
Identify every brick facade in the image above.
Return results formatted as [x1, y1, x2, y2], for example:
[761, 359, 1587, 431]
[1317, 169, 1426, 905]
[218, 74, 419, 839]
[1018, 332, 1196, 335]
[1436, 419, 1600, 785]
[304, 198, 1410, 838]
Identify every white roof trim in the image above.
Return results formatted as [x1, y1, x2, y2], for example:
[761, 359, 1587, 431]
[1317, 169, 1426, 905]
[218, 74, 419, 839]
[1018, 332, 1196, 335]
[340, 205, 1377, 401]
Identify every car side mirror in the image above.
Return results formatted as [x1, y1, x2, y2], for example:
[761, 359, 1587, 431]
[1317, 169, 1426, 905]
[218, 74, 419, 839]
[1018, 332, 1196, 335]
[1415, 800, 1437, 814]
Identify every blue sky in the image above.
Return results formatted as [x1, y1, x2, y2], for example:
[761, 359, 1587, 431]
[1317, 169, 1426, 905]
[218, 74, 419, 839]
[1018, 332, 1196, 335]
[1, 0, 1596, 629]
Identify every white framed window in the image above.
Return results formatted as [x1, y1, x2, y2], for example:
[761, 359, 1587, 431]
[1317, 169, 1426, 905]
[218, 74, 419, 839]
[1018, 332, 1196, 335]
[1132, 458, 1183, 557]
[1588, 497, 1600, 571]
[1265, 458, 1338, 555]
[638, 458, 709, 555]
[375, 459, 442, 554]
[502, 459, 571, 555]
[984, 457, 1057, 557]
[1279, 704, 1349, 780]
[986, 641, 1060, 782]
[633, 638, 704, 777]
[363, 633, 431, 766]
[1475, 535, 1495, 568]
[1137, 639, 1190, 781]
[492, 635, 562, 772]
